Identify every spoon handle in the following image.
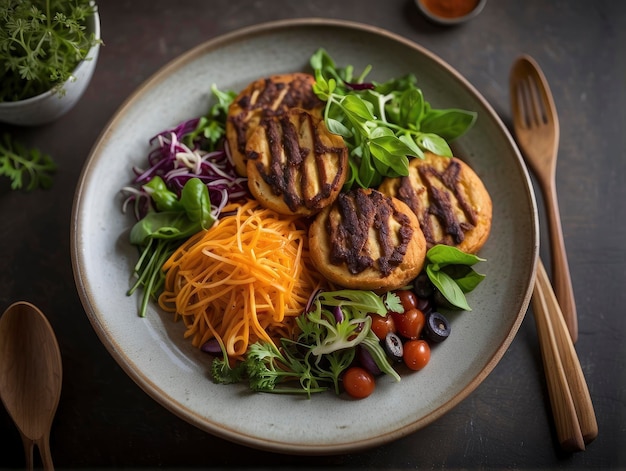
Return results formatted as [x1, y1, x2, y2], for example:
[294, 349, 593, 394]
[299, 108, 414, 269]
[36, 436, 55, 471]
[20, 433, 34, 471]
[535, 260, 598, 444]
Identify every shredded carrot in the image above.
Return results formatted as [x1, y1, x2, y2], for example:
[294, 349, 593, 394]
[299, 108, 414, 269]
[158, 199, 327, 362]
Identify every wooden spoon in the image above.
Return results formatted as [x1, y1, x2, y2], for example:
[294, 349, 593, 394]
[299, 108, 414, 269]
[0, 301, 62, 470]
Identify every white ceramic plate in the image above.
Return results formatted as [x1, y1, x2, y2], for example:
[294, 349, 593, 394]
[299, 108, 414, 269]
[71, 19, 538, 455]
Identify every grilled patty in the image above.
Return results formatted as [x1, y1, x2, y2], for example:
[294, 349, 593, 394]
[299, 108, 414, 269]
[226, 73, 324, 177]
[309, 188, 427, 293]
[377, 152, 492, 254]
[245, 108, 348, 217]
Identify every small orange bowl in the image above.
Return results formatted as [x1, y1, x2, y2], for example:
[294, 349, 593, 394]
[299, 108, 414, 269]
[416, 0, 487, 26]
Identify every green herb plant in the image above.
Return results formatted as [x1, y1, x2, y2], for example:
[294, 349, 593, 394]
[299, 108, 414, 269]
[211, 289, 403, 397]
[425, 244, 486, 311]
[0, 133, 56, 190]
[310, 49, 477, 189]
[0, 0, 100, 101]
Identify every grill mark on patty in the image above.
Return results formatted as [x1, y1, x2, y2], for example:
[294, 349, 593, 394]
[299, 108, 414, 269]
[251, 111, 347, 212]
[230, 75, 323, 156]
[327, 190, 414, 277]
[396, 159, 478, 247]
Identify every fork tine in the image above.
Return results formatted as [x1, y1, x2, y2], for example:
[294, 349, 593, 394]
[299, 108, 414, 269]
[517, 80, 533, 129]
[512, 77, 528, 128]
[511, 57, 556, 131]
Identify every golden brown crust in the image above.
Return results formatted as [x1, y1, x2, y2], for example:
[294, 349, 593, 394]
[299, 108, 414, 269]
[226, 73, 324, 177]
[245, 108, 348, 217]
[309, 188, 427, 293]
[377, 151, 492, 254]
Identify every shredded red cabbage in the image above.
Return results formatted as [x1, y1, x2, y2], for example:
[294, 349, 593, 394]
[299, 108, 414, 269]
[122, 118, 248, 221]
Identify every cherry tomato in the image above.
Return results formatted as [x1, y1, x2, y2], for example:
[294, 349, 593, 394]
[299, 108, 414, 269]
[343, 366, 376, 399]
[394, 289, 418, 312]
[403, 339, 431, 371]
[369, 313, 396, 340]
[391, 308, 425, 340]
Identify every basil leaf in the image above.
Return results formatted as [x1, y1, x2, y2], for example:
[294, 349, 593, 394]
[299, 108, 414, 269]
[374, 74, 418, 95]
[400, 87, 425, 128]
[129, 211, 195, 245]
[416, 132, 453, 157]
[144, 176, 182, 212]
[421, 109, 478, 140]
[179, 177, 213, 228]
[453, 268, 486, 293]
[357, 148, 379, 188]
[368, 135, 411, 176]
[309, 49, 478, 190]
[397, 134, 424, 158]
[326, 118, 353, 138]
[426, 265, 472, 311]
[427, 244, 485, 267]
[342, 94, 375, 121]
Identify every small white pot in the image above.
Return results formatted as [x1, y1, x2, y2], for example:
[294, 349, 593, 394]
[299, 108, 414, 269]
[0, 6, 101, 126]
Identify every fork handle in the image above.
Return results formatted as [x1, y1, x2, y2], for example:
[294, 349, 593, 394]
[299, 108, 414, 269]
[543, 180, 578, 343]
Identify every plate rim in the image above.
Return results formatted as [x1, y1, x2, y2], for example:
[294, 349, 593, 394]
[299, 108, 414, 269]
[71, 17, 538, 455]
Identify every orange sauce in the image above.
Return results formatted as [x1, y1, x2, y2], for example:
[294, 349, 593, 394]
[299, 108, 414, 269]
[421, 0, 480, 19]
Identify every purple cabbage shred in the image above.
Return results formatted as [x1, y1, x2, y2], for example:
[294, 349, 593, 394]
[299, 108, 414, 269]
[122, 118, 248, 221]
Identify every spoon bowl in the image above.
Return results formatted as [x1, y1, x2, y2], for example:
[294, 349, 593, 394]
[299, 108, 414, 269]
[0, 301, 62, 470]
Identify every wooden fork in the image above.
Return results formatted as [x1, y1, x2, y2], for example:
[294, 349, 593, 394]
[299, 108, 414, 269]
[510, 55, 578, 343]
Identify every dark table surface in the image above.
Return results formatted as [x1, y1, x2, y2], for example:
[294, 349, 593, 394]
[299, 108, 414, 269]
[1, 0, 625, 469]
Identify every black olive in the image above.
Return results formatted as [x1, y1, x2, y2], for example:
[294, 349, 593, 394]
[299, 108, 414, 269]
[433, 289, 458, 310]
[383, 332, 404, 362]
[424, 311, 451, 343]
[414, 272, 434, 299]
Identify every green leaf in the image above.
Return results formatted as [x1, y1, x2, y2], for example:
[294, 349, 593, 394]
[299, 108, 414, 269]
[426, 265, 472, 311]
[368, 135, 411, 176]
[398, 133, 424, 158]
[0, 133, 56, 190]
[421, 109, 478, 140]
[452, 267, 486, 293]
[326, 118, 353, 138]
[400, 87, 425, 127]
[179, 177, 213, 227]
[129, 178, 213, 245]
[383, 292, 404, 313]
[374, 73, 418, 95]
[342, 94, 375, 121]
[416, 132, 453, 157]
[308, 50, 477, 190]
[427, 244, 485, 267]
[144, 176, 182, 212]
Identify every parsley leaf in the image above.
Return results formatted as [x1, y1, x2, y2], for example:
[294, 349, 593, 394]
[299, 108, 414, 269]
[0, 133, 56, 190]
